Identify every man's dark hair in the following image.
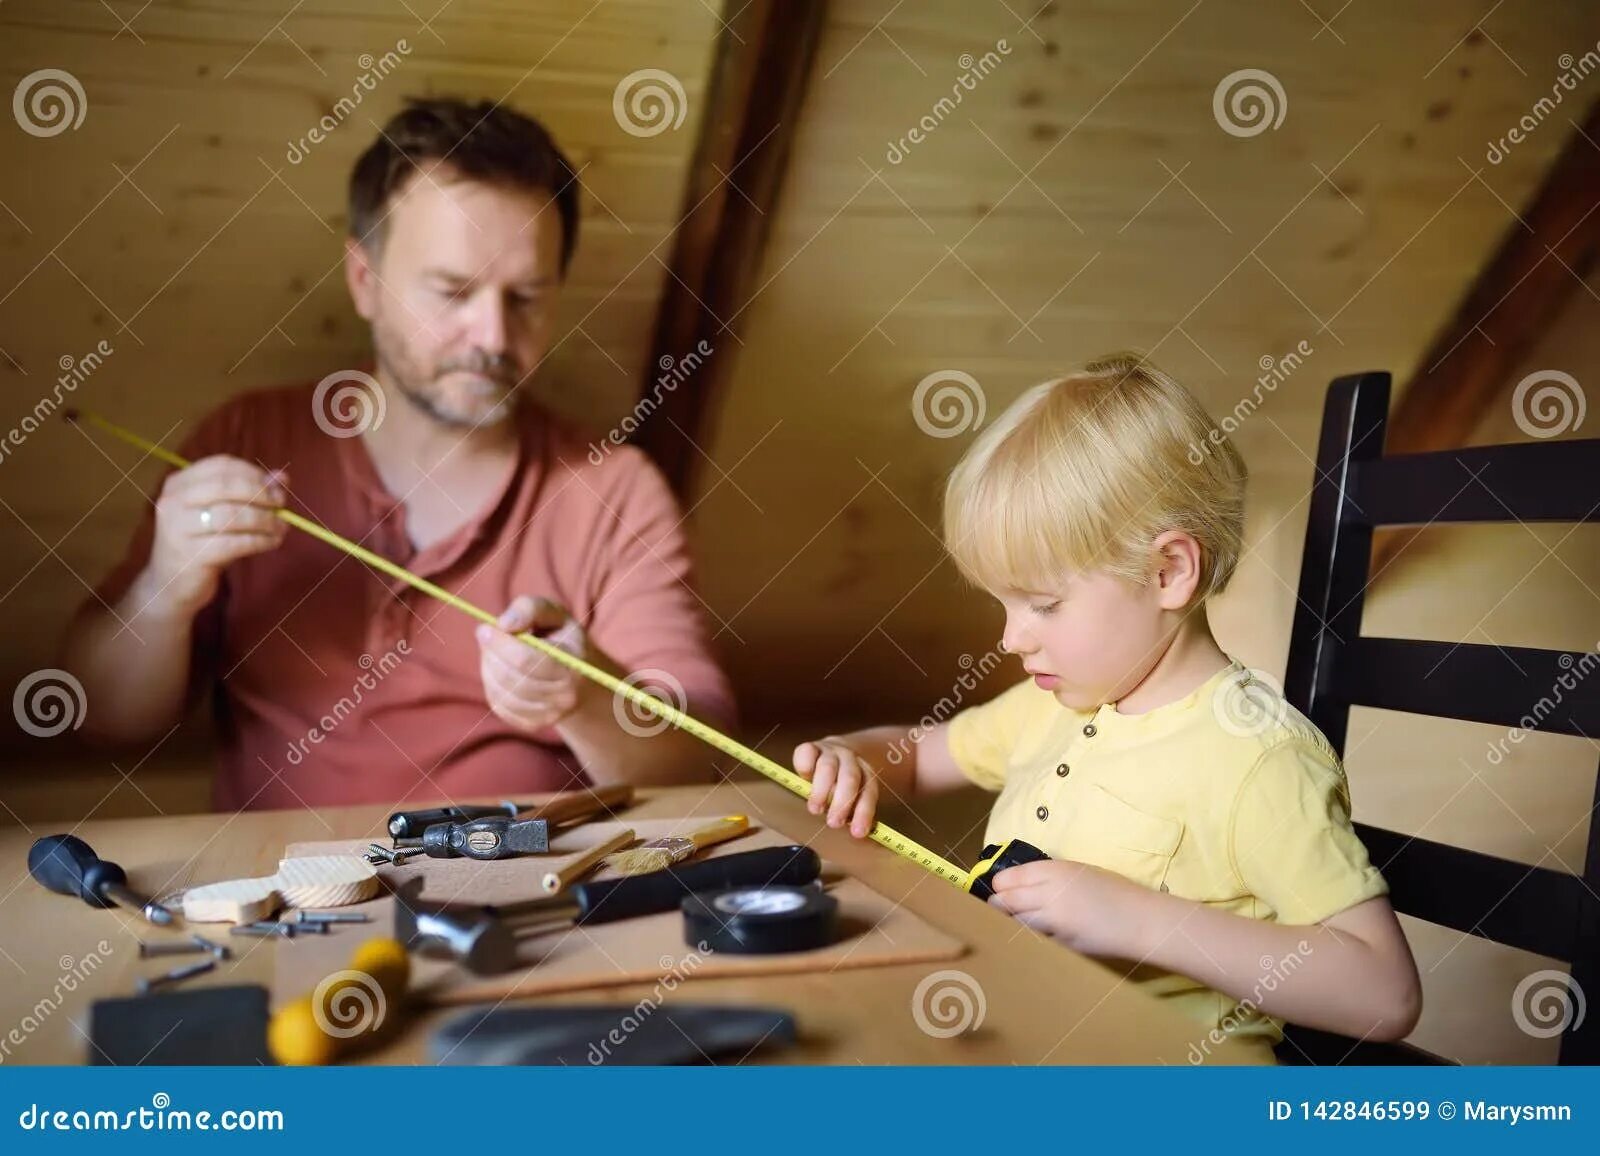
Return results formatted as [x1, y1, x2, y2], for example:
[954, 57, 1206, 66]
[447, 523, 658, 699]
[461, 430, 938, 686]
[349, 97, 580, 273]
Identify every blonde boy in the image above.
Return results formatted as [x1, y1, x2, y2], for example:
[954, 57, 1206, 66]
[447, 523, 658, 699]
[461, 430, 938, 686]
[794, 354, 1421, 1061]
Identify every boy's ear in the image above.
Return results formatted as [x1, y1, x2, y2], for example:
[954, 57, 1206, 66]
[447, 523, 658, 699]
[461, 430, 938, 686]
[1150, 530, 1203, 610]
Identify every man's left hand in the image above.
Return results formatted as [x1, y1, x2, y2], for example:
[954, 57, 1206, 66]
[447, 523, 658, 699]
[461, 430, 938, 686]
[476, 596, 592, 735]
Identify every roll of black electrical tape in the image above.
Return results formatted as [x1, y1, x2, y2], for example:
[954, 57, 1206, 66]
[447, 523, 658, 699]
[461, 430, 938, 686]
[682, 886, 839, 954]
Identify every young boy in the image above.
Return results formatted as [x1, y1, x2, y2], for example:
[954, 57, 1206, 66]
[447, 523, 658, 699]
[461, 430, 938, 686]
[794, 354, 1421, 1061]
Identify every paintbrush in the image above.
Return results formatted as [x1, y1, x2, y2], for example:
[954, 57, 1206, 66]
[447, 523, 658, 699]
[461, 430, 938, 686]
[605, 815, 750, 876]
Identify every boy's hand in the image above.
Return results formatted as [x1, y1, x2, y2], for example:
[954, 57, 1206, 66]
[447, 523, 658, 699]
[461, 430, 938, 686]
[792, 735, 880, 838]
[988, 859, 1157, 959]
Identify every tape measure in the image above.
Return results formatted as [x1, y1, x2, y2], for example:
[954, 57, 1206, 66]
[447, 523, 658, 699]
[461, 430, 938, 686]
[70, 409, 978, 889]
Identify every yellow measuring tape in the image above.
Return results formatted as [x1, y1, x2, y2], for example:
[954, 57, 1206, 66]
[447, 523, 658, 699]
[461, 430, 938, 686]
[68, 409, 972, 889]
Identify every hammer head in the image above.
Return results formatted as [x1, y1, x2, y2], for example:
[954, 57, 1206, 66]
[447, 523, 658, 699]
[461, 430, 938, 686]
[393, 882, 518, 975]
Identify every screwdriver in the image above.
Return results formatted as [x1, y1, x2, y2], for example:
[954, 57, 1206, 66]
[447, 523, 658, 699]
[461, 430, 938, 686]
[27, 834, 175, 925]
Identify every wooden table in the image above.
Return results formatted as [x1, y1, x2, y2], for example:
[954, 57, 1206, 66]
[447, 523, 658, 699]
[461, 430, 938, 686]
[0, 783, 1263, 1064]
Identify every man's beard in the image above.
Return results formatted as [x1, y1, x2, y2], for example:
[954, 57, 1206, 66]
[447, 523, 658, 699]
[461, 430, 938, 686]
[372, 317, 523, 430]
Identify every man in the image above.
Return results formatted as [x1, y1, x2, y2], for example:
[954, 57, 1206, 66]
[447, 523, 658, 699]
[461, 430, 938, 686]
[62, 98, 735, 810]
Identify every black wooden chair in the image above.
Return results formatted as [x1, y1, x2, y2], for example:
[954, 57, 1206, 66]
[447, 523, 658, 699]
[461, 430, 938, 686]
[1274, 370, 1600, 1065]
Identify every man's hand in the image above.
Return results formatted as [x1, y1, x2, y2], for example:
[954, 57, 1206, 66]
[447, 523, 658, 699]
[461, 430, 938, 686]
[476, 596, 592, 735]
[147, 456, 290, 616]
[988, 858, 1157, 959]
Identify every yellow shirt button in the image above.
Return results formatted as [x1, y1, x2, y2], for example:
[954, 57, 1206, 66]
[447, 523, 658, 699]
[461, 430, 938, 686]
[1035, 805, 1049, 821]
[1082, 723, 1097, 738]
[1056, 762, 1069, 777]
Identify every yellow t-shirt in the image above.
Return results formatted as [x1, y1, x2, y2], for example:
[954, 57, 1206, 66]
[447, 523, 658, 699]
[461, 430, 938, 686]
[946, 657, 1388, 1061]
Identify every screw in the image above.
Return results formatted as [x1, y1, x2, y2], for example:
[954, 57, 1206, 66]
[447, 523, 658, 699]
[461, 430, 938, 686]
[190, 933, 231, 960]
[297, 911, 370, 925]
[138, 940, 206, 959]
[137, 958, 215, 995]
[230, 921, 294, 939]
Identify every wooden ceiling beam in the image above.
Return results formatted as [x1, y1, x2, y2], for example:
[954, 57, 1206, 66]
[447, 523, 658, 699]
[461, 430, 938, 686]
[1372, 101, 1600, 575]
[631, 0, 828, 496]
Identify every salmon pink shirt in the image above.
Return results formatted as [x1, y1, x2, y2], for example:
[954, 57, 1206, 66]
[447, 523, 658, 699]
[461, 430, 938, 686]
[93, 384, 736, 811]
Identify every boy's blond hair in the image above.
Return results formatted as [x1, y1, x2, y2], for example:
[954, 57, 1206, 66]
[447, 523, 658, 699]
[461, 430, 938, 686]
[942, 353, 1248, 603]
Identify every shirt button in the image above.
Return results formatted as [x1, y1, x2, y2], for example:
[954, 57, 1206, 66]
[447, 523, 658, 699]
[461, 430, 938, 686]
[1035, 805, 1049, 821]
[1056, 762, 1070, 777]
[1082, 723, 1097, 738]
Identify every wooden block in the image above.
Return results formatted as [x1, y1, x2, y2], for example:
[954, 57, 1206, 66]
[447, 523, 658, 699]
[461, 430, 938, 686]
[181, 855, 378, 924]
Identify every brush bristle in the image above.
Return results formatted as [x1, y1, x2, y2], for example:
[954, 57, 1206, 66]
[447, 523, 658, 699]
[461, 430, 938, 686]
[605, 845, 679, 877]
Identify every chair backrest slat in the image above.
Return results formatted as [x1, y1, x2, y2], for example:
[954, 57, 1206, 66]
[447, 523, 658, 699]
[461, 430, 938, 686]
[1351, 440, 1600, 526]
[1356, 823, 1585, 961]
[1332, 637, 1600, 737]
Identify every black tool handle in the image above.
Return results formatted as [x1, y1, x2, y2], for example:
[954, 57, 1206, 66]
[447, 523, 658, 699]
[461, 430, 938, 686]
[389, 803, 510, 840]
[571, 845, 822, 925]
[28, 834, 126, 909]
